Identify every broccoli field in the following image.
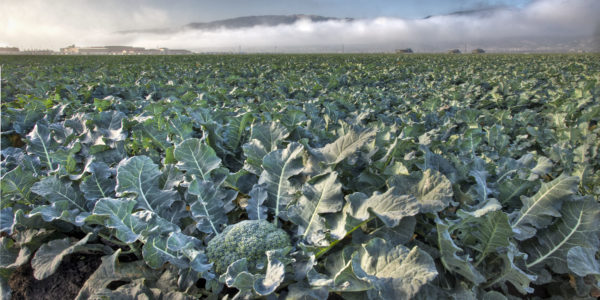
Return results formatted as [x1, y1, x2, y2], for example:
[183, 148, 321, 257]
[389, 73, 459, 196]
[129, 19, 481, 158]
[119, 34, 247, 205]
[1, 54, 599, 299]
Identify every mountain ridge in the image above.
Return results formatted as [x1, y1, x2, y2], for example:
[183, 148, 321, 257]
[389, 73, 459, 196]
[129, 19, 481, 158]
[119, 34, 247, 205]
[117, 14, 353, 34]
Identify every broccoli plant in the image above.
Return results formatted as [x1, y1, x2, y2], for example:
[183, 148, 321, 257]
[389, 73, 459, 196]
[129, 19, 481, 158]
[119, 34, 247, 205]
[206, 220, 291, 274]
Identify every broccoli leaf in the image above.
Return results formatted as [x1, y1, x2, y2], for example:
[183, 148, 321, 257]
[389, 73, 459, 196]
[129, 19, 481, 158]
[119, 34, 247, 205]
[188, 179, 231, 235]
[316, 128, 375, 165]
[246, 184, 268, 221]
[80, 162, 115, 202]
[174, 138, 221, 181]
[243, 122, 290, 175]
[352, 238, 438, 299]
[524, 197, 600, 273]
[567, 246, 600, 277]
[510, 174, 579, 240]
[289, 172, 344, 246]
[388, 169, 454, 213]
[258, 142, 304, 223]
[437, 221, 486, 284]
[347, 188, 420, 228]
[116, 156, 178, 215]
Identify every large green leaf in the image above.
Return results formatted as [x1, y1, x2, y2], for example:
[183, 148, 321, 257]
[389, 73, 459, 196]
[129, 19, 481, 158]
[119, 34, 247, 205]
[388, 169, 454, 213]
[317, 128, 375, 165]
[307, 246, 370, 292]
[1, 166, 37, 205]
[289, 172, 344, 246]
[258, 142, 304, 223]
[223, 112, 254, 151]
[352, 238, 438, 299]
[253, 250, 286, 296]
[437, 221, 486, 284]
[80, 162, 115, 201]
[89, 278, 194, 300]
[142, 232, 211, 276]
[30, 175, 86, 212]
[524, 197, 600, 273]
[243, 122, 290, 175]
[188, 179, 230, 235]
[76, 250, 160, 300]
[173, 138, 221, 181]
[347, 188, 420, 228]
[92, 198, 144, 244]
[87, 110, 127, 144]
[483, 243, 537, 294]
[246, 184, 268, 221]
[116, 156, 178, 214]
[30, 233, 107, 280]
[510, 174, 579, 240]
[567, 246, 600, 277]
[26, 121, 59, 171]
[455, 210, 512, 266]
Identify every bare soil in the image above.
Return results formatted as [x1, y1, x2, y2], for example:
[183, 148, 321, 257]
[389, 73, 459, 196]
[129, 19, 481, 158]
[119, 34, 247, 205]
[8, 254, 102, 300]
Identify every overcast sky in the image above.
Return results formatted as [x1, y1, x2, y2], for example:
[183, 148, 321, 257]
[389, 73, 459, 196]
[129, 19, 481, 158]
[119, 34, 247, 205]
[1, 0, 598, 52]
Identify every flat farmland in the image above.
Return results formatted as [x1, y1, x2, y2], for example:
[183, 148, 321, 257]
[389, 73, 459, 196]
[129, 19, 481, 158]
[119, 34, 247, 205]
[1, 54, 599, 299]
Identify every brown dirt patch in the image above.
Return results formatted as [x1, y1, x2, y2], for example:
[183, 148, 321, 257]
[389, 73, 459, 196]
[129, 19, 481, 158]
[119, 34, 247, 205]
[8, 253, 102, 300]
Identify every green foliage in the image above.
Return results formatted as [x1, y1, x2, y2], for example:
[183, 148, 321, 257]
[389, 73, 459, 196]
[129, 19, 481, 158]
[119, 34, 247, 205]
[0, 54, 599, 299]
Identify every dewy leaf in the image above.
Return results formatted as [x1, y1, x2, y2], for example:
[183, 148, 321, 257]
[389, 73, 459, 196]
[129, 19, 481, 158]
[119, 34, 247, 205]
[1, 165, 37, 204]
[348, 188, 420, 228]
[223, 112, 254, 151]
[221, 259, 256, 299]
[246, 184, 268, 221]
[142, 232, 210, 276]
[92, 198, 144, 244]
[254, 251, 286, 296]
[484, 243, 537, 294]
[308, 246, 370, 292]
[567, 246, 600, 277]
[174, 138, 221, 181]
[31, 233, 93, 280]
[188, 179, 229, 235]
[317, 128, 375, 165]
[0, 237, 19, 268]
[258, 142, 304, 223]
[31, 175, 86, 211]
[289, 172, 343, 246]
[76, 250, 160, 300]
[142, 235, 186, 270]
[469, 158, 492, 203]
[242, 122, 290, 175]
[510, 174, 579, 240]
[470, 211, 512, 265]
[88, 110, 127, 143]
[80, 162, 115, 202]
[524, 197, 600, 273]
[0, 208, 13, 234]
[437, 221, 486, 284]
[116, 156, 177, 214]
[388, 169, 454, 213]
[351, 238, 438, 300]
[26, 121, 58, 170]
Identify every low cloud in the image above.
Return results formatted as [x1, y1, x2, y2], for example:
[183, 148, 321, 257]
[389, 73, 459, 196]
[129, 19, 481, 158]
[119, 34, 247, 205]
[2, 0, 598, 52]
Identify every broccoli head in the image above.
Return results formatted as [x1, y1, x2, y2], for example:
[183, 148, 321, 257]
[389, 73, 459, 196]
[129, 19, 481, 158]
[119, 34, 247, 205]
[206, 220, 291, 274]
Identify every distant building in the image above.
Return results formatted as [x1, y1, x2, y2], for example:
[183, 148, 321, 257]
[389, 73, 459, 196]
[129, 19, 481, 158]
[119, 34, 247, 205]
[396, 48, 413, 54]
[165, 49, 193, 55]
[0, 47, 20, 54]
[447, 49, 461, 54]
[21, 49, 54, 55]
[59, 45, 192, 55]
[471, 48, 485, 54]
